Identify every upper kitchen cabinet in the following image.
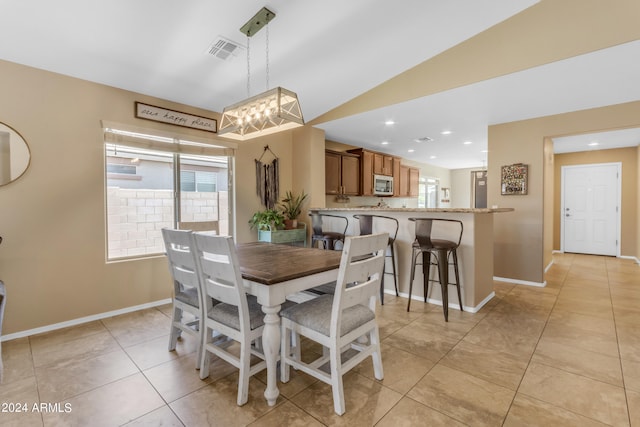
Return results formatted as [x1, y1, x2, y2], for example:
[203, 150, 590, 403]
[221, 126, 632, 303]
[398, 165, 420, 197]
[392, 158, 401, 197]
[373, 153, 394, 176]
[325, 150, 360, 196]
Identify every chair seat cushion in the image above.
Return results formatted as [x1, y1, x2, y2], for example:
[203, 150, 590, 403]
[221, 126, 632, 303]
[176, 287, 221, 308]
[413, 239, 458, 250]
[175, 286, 199, 307]
[209, 296, 296, 331]
[280, 294, 375, 337]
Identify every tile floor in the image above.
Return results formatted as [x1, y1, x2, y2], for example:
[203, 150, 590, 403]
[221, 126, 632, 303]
[1, 253, 639, 426]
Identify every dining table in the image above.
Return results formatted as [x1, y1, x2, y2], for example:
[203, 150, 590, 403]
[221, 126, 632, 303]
[236, 242, 343, 406]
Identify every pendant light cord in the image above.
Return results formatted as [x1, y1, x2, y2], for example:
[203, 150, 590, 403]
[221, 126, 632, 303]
[246, 35, 251, 98]
[265, 22, 270, 90]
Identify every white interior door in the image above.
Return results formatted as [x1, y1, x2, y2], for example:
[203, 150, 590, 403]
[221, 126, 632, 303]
[562, 163, 620, 256]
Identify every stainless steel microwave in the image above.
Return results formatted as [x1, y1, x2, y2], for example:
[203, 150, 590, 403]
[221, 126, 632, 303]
[373, 174, 393, 196]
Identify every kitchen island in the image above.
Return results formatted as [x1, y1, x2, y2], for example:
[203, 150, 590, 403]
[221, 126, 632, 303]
[310, 207, 514, 312]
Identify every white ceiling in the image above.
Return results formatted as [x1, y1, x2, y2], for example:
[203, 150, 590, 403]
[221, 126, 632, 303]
[553, 127, 640, 154]
[1, 1, 638, 169]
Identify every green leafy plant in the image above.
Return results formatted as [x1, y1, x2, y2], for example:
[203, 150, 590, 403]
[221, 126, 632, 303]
[279, 190, 308, 220]
[248, 209, 285, 231]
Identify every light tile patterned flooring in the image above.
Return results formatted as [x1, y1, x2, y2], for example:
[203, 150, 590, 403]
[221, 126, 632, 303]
[1, 253, 639, 426]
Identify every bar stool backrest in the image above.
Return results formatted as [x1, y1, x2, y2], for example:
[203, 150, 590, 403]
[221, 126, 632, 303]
[309, 212, 348, 237]
[354, 214, 399, 243]
[410, 218, 463, 248]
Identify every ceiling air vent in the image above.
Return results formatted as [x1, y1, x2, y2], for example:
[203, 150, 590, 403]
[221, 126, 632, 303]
[206, 36, 244, 61]
[414, 137, 434, 143]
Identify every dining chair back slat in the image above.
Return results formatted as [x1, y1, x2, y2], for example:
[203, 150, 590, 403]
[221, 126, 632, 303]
[332, 233, 387, 318]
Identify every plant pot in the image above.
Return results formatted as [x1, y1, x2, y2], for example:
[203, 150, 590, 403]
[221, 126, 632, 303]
[284, 219, 298, 230]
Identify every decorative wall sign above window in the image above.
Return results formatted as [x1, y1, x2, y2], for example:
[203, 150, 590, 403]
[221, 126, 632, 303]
[501, 163, 528, 195]
[135, 102, 217, 133]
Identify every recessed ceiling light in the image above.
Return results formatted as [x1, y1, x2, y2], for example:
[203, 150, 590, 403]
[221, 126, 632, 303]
[463, 141, 473, 145]
[429, 155, 436, 159]
[384, 120, 395, 125]
[588, 141, 599, 146]
[381, 141, 389, 145]
[481, 150, 488, 153]
[441, 130, 452, 135]
[408, 149, 415, 153]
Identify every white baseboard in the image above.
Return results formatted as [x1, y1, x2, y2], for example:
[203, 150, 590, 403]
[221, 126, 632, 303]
[544, 260, 554, 273]
[390, 289, 495, 313]
[1, 298, 172, 342]
[493, 276, 547, 287]
[619, 255, 640, 264]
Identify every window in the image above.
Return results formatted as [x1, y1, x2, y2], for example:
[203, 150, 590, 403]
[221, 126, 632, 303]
[418, 177, 439, 208]
[107, 163, 137, 175]
[104, 126, 234, 261]
[180, 170, 218, 193]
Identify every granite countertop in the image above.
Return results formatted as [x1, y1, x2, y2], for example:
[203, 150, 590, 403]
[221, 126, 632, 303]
[311, 207, 515, 213]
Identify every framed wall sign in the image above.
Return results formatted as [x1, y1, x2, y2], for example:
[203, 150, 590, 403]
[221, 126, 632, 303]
[135, 102, 217, 133]
[501, 163, 528, 195]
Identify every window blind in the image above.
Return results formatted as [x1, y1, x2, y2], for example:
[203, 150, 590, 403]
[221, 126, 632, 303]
[102, 120, 236, 157]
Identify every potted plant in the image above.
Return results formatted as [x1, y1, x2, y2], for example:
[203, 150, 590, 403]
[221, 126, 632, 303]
[248, 209, 285, 231]
[279, 190, 308, 229]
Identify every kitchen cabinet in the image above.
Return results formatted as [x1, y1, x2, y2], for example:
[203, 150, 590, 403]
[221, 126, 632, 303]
[409, 167, 419, 196]
[398, 165, 420, 197]
[360, 150, 374, 196]
[392, 158, 401, 197]
[373, 153, 394, 176]
[325, 150, 360, 195]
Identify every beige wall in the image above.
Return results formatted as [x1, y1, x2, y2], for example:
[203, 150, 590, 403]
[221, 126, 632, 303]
[234, 133, 294, 244]
[543, 137, 555, 270]
[553, 147, 638, 255]
[0, 59, 227, 335]
[489, 102, 640, 283]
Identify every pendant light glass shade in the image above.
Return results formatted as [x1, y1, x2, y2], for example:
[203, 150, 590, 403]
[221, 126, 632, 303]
[219, 87, 304, 140]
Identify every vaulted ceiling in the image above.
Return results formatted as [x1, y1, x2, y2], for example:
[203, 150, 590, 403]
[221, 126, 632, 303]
[1, 0, 639, 168]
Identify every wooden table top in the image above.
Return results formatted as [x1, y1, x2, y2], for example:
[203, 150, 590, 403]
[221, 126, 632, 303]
[236, 242, 343, 285]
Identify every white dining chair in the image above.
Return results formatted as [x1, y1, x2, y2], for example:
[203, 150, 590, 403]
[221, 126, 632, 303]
[279, 233, 388, 415]
[161, 228, 208, 368]
[192, 233, 268, 406]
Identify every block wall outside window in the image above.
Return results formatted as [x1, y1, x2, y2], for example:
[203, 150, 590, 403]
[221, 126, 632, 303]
[107, 188, 228, 259]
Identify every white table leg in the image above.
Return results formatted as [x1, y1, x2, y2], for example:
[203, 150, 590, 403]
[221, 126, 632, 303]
[261, 304, 281, 406]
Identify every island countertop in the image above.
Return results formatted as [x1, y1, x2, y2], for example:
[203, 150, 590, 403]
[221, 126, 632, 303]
[311, 207, 514, 214]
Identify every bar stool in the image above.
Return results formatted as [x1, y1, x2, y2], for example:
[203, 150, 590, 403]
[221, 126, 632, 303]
[353, 214, 399, 304]
[407, 218, 463, 321]
[309, 212, 348, 250]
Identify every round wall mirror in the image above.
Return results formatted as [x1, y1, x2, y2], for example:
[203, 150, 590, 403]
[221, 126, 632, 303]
[0, 121, 31, 186]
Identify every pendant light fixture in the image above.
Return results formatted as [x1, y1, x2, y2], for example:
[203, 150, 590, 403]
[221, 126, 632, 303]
[218, 7, 304, 141]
